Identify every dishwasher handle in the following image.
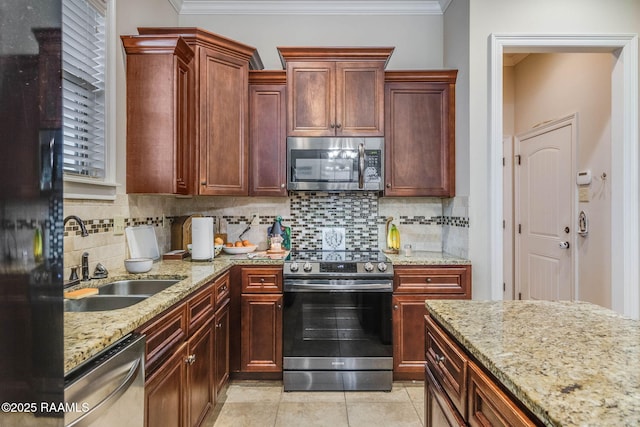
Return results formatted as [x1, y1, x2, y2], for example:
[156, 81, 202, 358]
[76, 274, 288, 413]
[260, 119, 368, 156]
[67, 354, 142, 427]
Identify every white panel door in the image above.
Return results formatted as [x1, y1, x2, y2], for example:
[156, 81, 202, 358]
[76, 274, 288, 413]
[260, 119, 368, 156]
[516, 115, 576, 301]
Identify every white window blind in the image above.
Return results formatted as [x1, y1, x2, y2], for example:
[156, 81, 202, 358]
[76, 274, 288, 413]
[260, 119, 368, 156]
[62, 0, 106, 179]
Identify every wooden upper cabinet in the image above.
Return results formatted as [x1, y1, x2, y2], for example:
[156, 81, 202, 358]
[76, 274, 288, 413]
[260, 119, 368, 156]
[384, 70, 457, 197]
[124, 27, 263, 195]
[278, 47, 393, 137]
[121, 36, 194, 195]
[248, 70, 287, 196]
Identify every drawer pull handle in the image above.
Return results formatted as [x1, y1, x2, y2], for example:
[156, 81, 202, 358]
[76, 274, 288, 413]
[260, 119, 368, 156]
[435, 355, 445, 364]
[185, 354, 196, 365]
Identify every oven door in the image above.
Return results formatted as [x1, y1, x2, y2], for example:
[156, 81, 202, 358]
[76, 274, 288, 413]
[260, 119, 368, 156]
[283, 281, 393, 391]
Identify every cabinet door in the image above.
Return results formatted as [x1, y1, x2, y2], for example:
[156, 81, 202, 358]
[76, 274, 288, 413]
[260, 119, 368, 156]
[468, 363, 537, 427]
[146, 342, 187, 427]
[336, 61, 384, 136]
[425, 364, 466, 427]
[286, 61, 335, 136]
[214, 298, 230, 395]
[198, 47, 249, 195]
[249, 80, 287, 196]
[384, 81, 455, 197]
[392, 294, 429, 380]
[240, 294, 283, 372]
[186, 321, 214, 427]
[122, 36, 194, 194]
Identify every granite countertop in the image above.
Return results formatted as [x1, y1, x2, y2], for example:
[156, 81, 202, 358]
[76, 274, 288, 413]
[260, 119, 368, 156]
[64, 253, 284, 374]
[384, 250, 470, 265]
[425, 300, 640, 427]
[64, 250, 468, 374]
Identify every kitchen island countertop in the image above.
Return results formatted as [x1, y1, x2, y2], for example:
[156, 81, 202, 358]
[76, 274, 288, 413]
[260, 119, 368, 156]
[425, 300, 640, 426]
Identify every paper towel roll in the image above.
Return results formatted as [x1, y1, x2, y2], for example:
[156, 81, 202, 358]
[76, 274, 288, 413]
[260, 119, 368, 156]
[191, 217, 214, 260]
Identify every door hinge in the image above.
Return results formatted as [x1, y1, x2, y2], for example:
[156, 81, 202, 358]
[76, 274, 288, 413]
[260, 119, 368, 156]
[518, 292, 522, 300]
[502, 157, 505, 166]
[515, 154, 521, 165]
[518, 224, 521, 234]
[503, 282, 506, 292]
[502, 220, 505, 229]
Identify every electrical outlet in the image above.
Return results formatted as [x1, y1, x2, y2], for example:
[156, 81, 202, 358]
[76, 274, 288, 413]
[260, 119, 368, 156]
[251, 213, 259, 225]
[114, 216, 125, 235]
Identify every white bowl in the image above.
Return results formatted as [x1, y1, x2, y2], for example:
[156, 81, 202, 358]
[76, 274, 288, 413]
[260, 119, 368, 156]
[222, 245, 258, 255]
[124, 258, 153, 273]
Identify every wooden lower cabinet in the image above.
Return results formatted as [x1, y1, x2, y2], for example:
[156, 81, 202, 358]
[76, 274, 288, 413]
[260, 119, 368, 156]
[425, 363, 465, 427]
[187, 320, 214, 427]
[393, 265, 471, 380]
[214, 298, 230, 394]
[138, 274, 230, 427]
[145, 341, 187, 427]
[240, 293, 283, 372]
[425, 315, 539, 427]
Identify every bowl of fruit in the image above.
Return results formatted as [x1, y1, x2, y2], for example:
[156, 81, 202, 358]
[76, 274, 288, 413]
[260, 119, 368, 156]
[221, 239, 257, 254]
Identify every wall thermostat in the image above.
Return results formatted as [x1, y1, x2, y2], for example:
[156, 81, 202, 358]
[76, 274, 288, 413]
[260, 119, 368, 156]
[577, 170, 592, 186]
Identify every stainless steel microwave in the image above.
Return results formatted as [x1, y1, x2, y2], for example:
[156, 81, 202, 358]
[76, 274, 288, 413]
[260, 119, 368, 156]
[287, 137, 384, 192]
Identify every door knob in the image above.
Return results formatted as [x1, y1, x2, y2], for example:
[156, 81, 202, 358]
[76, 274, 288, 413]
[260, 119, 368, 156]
[559, 241, 570, 249]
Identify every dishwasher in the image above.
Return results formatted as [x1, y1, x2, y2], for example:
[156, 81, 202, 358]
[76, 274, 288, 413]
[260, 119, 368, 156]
[64, 334, 145, 427]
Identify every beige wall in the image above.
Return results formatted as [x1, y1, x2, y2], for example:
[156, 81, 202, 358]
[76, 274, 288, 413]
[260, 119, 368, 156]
[466, 0, 640, 300]
[178, 14, 444, 70]
[505, 53, 612, 308]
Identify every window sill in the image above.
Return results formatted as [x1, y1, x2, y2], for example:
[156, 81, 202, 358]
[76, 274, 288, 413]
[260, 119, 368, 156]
[63, 176, 118, 201]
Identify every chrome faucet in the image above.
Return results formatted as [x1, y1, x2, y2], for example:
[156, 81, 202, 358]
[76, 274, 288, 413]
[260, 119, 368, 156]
[63, 215, 89, 237]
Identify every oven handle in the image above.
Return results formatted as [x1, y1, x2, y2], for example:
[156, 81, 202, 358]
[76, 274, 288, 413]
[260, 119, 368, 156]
[284, 280, 392, 292]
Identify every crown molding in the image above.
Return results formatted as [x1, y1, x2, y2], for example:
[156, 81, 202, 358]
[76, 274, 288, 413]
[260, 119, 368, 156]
[169, 0, 450, 15]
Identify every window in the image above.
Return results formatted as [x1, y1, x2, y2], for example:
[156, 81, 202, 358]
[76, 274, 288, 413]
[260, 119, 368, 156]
[62, 0, 115, 199]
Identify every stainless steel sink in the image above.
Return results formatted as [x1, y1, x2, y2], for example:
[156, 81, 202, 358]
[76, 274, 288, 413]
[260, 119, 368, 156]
[97, 279, 180, 296]
[64, 295, 148, 312]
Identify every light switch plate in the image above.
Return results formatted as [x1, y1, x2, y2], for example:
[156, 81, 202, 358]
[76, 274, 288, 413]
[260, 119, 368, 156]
[114, 216, 125, 235]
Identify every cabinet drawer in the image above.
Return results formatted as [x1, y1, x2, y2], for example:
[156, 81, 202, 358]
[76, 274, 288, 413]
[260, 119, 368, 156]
[395, 266, 471, 297]
[214, 272, 230, 308]
[241, 267, 282, 293]
[425, 315, 468, 420]
[468, 363, 537, 427]
[187, 282, 215, 335]
[137, 302, 188, 374]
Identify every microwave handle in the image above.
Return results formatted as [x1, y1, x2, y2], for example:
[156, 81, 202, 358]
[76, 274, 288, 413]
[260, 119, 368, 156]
[358, 143, 365, 189]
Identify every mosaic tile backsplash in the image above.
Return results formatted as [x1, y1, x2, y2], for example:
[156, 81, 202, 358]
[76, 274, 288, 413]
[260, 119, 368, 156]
[62, 193, 469, 276]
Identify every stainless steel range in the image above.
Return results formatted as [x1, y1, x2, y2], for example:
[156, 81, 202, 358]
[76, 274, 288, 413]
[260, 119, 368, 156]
[283, 250, 393, 391]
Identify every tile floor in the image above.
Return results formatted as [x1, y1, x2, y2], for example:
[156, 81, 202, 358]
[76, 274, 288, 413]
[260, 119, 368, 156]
[203, 380, 425, 427]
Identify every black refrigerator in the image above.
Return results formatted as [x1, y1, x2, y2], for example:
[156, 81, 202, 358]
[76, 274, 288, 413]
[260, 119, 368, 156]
[0, 0, 64, 425]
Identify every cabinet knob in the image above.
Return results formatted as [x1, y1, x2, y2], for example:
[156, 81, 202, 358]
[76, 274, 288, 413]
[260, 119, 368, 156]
[216, 322, 222, 329]
[386, 183, 391, 188]
[426, 277, 432, 283]
[335, 123, 342, 129]
[201, 180, 206, 186]
[435, 354, 445, 364]
[260, 278, 265, 283]
[278, 304, 282, 310]
[185, 354, 196, 365]
[393, 304, 399, 310]
[281, 183, 285, 188]
[330, 123, 335, 129]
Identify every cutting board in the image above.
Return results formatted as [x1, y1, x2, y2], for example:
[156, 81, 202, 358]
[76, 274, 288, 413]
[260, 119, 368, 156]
[125, 225, 160, 260]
